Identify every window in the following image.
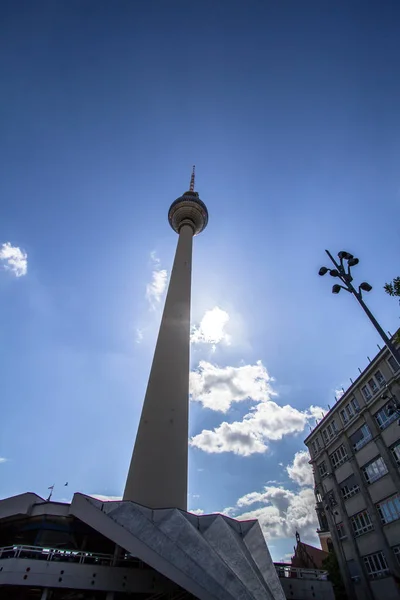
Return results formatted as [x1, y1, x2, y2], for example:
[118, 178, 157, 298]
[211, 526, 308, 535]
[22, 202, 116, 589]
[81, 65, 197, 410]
[363, 456, 388, 484]
[374, 369, 386, 388]
[374, 403, 397, 430]
[317, 509, 329, 532]
[377, 494, 400, 524]
[362, 385, 372, 401]
[340, 474, 360, 500]
[351, 510, 373, 536]
[311, 441, 317, 455]
[346, 403, 354, 419]
[336, 522, 346, 539]
[323, 421, 338, 443]
[318, 461, 328, 478]
[330, 445, 348, 469]
[340, 401, 359, 425]
[388, 355, 400, 373]
[326, 489, 337, 508]
[315, 437, 321, 451]
[363, 552, 389, 579]
[315, 489, 323, 503]
[368, 378, 378, 394]
[391, 442, 400, 466]
[350, 423, 372, 452]
[393, 545, 400, 566]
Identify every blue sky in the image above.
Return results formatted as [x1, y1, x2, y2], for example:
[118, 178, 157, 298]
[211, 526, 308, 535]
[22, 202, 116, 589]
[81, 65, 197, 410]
[1, 0, 400, 562]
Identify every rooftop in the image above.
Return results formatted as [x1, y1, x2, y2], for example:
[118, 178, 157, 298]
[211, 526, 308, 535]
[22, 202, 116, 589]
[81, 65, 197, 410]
[304, 329, 400, 444]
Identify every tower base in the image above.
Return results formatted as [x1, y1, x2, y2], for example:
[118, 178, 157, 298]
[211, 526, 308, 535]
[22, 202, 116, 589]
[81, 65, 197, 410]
[0, 492, 285, 599]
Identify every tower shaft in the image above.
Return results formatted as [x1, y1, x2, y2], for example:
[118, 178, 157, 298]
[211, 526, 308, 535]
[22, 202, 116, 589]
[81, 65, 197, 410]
[124, 224, 193, 510]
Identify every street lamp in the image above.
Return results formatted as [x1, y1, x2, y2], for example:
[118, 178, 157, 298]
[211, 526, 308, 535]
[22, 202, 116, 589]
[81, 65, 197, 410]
[319, 250, 400, 368]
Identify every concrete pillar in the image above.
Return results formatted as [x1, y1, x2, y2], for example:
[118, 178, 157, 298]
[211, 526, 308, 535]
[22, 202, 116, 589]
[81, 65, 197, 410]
[124, 225, 193, 510]
[105, 593, 115, 600]
[40, 589, 50, 600]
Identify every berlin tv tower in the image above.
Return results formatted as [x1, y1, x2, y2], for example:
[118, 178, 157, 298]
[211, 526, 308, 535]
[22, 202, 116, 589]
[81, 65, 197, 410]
[124, 167, 208, 510]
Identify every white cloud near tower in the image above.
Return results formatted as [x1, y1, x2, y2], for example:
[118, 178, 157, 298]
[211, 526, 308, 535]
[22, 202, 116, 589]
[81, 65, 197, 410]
[188, 303, 322, 545]
[0, 242, 28, 277]
[145, 251, 167, 309]
[189, 358, 325, 456]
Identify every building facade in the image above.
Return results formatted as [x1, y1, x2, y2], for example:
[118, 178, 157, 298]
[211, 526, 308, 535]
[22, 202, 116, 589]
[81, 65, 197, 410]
[305, 339, 400, 600]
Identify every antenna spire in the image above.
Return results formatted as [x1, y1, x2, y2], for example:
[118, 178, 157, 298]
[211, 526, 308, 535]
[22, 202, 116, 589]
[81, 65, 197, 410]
[189, 165, 195, 192]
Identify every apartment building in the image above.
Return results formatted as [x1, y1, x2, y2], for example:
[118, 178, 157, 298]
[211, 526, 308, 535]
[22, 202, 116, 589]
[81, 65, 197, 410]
[305, 340, 400, 600]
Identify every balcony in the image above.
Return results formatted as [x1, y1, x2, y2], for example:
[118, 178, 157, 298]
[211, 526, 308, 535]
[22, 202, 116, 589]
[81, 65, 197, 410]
[0, 544, 159, 595]
[274, 564, 335, 600]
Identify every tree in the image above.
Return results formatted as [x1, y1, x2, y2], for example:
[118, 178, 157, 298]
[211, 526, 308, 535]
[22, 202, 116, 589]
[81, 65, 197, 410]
[384, 277, 400, 299]
[322, 550, 348, 600]
[384, 277, 400, 344]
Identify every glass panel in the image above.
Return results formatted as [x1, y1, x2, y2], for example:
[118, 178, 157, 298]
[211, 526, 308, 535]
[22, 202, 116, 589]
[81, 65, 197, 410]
[392, 444, 400, 465]
[364, 457, 388, 484]
[362, 385, 372, 400]
[375, 405, 397, 430]
[374, 370, 386, 387]
[388, 356, 400, 373]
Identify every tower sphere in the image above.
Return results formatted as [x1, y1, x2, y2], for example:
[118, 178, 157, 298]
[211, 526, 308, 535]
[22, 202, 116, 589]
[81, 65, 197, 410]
[168, 191, 208, 235]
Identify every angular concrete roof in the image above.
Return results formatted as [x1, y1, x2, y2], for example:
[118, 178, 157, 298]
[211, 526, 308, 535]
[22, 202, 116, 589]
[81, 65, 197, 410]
[70, 493, 285, 600]
[0, 492, 285, 599]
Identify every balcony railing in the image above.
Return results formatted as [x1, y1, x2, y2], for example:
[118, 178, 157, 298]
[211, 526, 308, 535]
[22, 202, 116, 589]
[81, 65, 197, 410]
[274, 564, 329, 580]
[0, 545, 140, 567]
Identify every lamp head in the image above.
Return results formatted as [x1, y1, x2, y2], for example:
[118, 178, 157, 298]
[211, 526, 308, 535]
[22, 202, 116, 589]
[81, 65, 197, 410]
[319, 267, 329, 276]
[338, 251, 353, 260]
[329, 269, 339, 277]
[359, 282, 372, 292]
[348, 257, 359, 267]
[332, 284, 341, 294]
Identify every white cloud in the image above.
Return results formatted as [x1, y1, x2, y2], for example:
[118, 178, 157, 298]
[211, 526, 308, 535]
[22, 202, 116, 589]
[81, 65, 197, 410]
[189, 399, 314, 455]
[191, 421, 268, 456]
[190, 360, 324, 455]
[90, 494, 122, 502]
[0, 458, 7, 464]
[190, 360, 275, 413]
[189, 508, 204, 515]
[146, 251, 167, 309]
[228, 485, 319, 544]
[286, 451, 314, 487]
[0, 242, 27, 277]
[221, 506, 237, 517]
[335, 388, 345, 400]
[191, 307, 231, 350]
[136, 328, 144, 344]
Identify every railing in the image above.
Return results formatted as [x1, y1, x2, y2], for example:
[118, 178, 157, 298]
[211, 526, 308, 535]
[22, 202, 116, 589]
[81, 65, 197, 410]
[0, 545, 140, 567]
[274, 564, 329, 580]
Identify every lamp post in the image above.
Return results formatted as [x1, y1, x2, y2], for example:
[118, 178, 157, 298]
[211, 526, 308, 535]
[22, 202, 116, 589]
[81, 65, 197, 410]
[318, 250, 400, 368]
